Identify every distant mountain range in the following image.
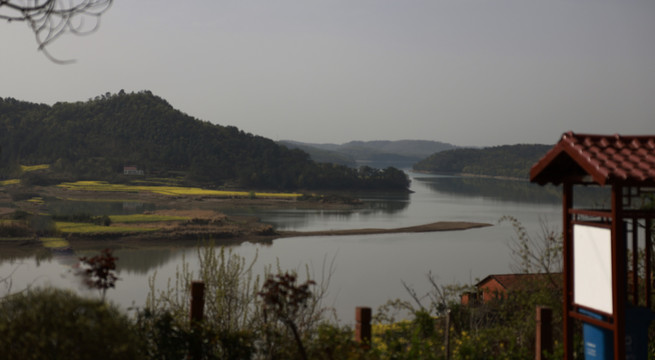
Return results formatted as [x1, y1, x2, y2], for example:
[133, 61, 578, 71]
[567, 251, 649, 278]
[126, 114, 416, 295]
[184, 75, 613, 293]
[281, 140, 553, 180]
[279, 140, 457, 169]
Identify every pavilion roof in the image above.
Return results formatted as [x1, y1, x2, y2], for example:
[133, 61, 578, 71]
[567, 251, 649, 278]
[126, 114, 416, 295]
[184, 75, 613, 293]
[530, 132, 655, 186]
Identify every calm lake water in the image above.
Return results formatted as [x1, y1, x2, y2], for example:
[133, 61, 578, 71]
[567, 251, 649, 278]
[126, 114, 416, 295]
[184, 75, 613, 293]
[1, 173, 577, 322]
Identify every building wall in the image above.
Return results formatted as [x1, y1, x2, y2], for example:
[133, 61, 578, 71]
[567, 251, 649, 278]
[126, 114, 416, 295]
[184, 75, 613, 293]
[479, 279, 507, 303]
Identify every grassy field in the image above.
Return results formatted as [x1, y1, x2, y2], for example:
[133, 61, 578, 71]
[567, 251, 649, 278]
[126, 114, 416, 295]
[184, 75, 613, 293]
[55, 221, 160, 234]
[0, 179, 20, 186]
[109, 214, 189, 223]
[40, 237, 71, 249]
[55, 214, 190, 233]
[57, 181, 302, 198]
[20, 164, 50, 172]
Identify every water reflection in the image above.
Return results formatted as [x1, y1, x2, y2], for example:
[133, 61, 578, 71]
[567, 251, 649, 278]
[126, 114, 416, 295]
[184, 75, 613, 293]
[356, 191, 410, 214]
[219, 192, 410, 232]
[1, 175, 570, 321]
[414, 176, 562, 204]
[113, 248, 183, 275]
[414, 175, 610, 207]
[221, 191, 411, 229]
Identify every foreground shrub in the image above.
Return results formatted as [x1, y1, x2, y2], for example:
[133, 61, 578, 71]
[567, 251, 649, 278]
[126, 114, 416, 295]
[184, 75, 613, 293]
[145, 246, 263, 358]
[144, 245, 336, 358]
[146, 246, 261, 334]
[136, 309, 255, 360]
[306, 323, 373, 360]
[0, 287, 141, 360]
[259, 272, 316, 359]
[371, 310, 444, 360]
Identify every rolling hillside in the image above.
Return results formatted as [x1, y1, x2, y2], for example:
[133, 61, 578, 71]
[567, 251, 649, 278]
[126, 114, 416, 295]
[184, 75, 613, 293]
[413, 144, 552, 179]
[0, 91, 409, 191]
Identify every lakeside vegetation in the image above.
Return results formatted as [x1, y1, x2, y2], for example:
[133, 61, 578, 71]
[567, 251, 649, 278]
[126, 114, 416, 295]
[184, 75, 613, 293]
[0, 220, 567, 359]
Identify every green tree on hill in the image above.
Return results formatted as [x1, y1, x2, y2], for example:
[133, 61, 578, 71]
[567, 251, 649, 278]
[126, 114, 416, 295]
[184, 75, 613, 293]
[0, 92, 410, 191]
[413, 144, 552, 179]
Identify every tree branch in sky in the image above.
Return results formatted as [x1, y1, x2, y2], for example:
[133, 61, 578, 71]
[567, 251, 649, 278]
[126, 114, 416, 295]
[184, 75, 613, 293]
[0, 0, 112, 63]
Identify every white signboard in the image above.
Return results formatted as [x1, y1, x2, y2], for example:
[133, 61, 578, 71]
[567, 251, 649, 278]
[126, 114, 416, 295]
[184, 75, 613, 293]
[573, 224, 613, 315]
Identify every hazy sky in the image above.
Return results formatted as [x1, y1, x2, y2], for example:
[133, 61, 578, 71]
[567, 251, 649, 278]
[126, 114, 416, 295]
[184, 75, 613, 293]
[2, 1, 654, 147]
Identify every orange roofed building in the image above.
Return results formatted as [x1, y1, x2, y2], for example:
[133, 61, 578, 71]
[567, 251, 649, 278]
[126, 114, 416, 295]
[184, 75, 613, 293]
[461, 273, 561, 306]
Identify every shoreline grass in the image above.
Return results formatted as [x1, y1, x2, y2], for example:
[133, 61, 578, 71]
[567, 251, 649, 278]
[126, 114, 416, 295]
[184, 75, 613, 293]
[109, 214, 189, 223]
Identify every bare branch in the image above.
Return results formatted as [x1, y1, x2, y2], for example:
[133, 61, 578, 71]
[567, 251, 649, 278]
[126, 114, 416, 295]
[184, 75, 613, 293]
[1, 0, 113, 63]
[401, 279, 426, 311]
[500, 215, 562, 275]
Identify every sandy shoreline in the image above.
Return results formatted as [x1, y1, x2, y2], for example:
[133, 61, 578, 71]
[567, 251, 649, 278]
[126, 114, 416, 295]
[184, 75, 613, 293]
[277, 221, 491, 237]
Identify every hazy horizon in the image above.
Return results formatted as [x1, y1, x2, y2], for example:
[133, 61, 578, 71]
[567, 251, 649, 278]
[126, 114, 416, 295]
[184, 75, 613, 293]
[2, 1, 654, 147]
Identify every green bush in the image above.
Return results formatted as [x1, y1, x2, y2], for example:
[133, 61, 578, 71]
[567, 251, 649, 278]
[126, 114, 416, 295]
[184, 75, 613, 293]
[27, 214, 56, 236]
[136, 308, 256, 360]
[305, 323, 372, 360]
[0, 287, 142, 360]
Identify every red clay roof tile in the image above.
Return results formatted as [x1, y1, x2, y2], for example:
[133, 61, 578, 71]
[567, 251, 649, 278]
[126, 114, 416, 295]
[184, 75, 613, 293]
[530, 132, 655, 186]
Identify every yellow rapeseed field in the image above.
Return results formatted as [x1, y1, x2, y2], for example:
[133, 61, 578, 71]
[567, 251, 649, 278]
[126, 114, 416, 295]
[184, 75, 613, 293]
[40, 237, 71, 249]
[20, 164, 50, 172]
[109, 214, 189, 223]
[57, 181, 302, 198]
[0, 179, 20, 186]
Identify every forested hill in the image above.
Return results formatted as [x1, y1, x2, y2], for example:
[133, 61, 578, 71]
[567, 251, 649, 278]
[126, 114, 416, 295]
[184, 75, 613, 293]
[412, 144, 552, 179]
[0, 91, 409, 191]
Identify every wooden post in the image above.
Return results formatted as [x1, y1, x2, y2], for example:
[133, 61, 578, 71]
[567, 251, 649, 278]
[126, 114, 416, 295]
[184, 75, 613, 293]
[190, 281, 205, 324]
[189, 281, 205, 360]
[562, 182, 574, 359]
[611, 185, 626, 360]
[355, 307, 371, 349]
[535, 306, 553, 360]
[444, 310, 451, 360]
